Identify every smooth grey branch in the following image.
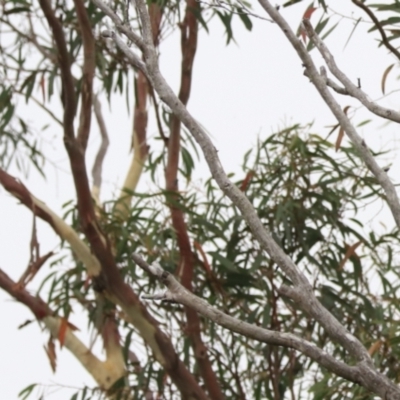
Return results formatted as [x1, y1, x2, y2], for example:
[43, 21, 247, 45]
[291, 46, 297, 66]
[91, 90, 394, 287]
[257, 3, 400, 233]
[304, 67, 349, 95]
[132, 254, 368, 388]
[142, 291, 169, 301]
[101, 30, 147, 73]
[128, 0, 378, 368]
[91, 1, 400, 397]
[257, 2, 400, 398]
[303, 19, 400, 123]
[91, 0, 145, 49]
[97, 0, 374, 380]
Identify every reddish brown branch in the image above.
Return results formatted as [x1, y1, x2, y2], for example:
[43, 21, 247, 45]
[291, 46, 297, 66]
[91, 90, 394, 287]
[132, 1, 164, 160]
[38, 0, 104, 268]
[39, 0, 111, 277]
[0, 169, 209, 399]
[0, 269, 51, 320]
[32, 3, 210, 397]
[38, 0, 76, 140]
[194, 241, 225, 297]
[0, 168, 57, 231]
[0, 167, 102, 276]
[165, 0, 199, 193]
[352, 0, 400, 61]
[74, 0, 96, 151]
[164, 1, 224, 399]
[16, 251, 54, 290]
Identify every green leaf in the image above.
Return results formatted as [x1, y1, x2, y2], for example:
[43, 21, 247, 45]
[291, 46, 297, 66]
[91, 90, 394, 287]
[4, 6, 31, 14]
[368, 16, 400, 32]
[215, 11, 234, 44]
[344, 17, 361, 50]
[210, 251, 238, 272]
[20, 72, 37, 103]
[237, 8, 253, 31]
[18, 384, 37, 400]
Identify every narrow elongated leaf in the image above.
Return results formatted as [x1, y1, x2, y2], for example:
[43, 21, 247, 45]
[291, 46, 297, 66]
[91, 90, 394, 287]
[381, 63, 395, 94]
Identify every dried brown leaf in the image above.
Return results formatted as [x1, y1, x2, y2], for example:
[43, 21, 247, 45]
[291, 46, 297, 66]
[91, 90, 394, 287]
[58, 317, 68, 348]
[381, 63, 394, 94]
[368, 339, 382, 356]
[335, 106, 351, 151]
[44, 336, 57, 372]
[338, 241, 362, 270]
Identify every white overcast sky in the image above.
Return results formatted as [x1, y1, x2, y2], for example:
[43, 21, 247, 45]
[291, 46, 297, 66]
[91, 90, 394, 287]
[1, 1, 400, 398]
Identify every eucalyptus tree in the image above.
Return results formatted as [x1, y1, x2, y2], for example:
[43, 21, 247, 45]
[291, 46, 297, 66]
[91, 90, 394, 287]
[1, 1, 400, 399]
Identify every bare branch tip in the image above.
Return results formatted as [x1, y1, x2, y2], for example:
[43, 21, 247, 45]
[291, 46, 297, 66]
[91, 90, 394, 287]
[141, 291, 168, 301]
[149, 262, 164, 277]
[101, 29, 114, 39]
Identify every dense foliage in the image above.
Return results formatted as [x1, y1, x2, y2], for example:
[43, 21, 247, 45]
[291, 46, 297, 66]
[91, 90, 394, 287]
[1, 1, 400, 399]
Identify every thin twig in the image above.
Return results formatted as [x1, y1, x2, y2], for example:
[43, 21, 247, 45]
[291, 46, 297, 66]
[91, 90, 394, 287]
[0, 269, 124, 388]
[352, 0, 400, 61]
[74, 0, 96, 151]
[304, 67, 349, 96]
[301, 19, 400, 229]
[91, 0, 145, 49]
[92, 94, 110, 202]
[303, 19, 400, 124]
[0, 17, 56, 62]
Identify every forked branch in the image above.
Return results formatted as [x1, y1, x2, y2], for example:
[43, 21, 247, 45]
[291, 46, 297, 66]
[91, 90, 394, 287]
[0, 168, 101, 276]
[352, 0, 400, 61]
[0, 269, 125, 389]
[303, 19, 400, 123]
[93, 1, 400, 397]
[163, 0, 224, 397]
[108, 1, 370, 363]
[134, 254, 398, 395]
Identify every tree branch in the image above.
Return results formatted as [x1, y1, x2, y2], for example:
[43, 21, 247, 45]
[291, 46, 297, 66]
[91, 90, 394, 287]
[38, 0, 76, 140]
[161, 1, 225, 397]
[111, 0, 370, 364]
[74, 0, 96, 151]
[304, 66, 349, 96]
[0, 170, 209, 399]
[0, 269, 125, 389]
[303, 19, 400, 124]
[300, 19, 400, 229]
[257, 0, 400, 349]
[352, 0, 400, 61]
[114, 1, 163, 220]
[91, 0, 145, 50]
[16, 251, 54, 290]
[115, 71, 149, 219]
[0, 168, 101, 276]
[94, 2, 400, 397]
[134, 255, 384, 391]
[92, 94, 110, 204]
